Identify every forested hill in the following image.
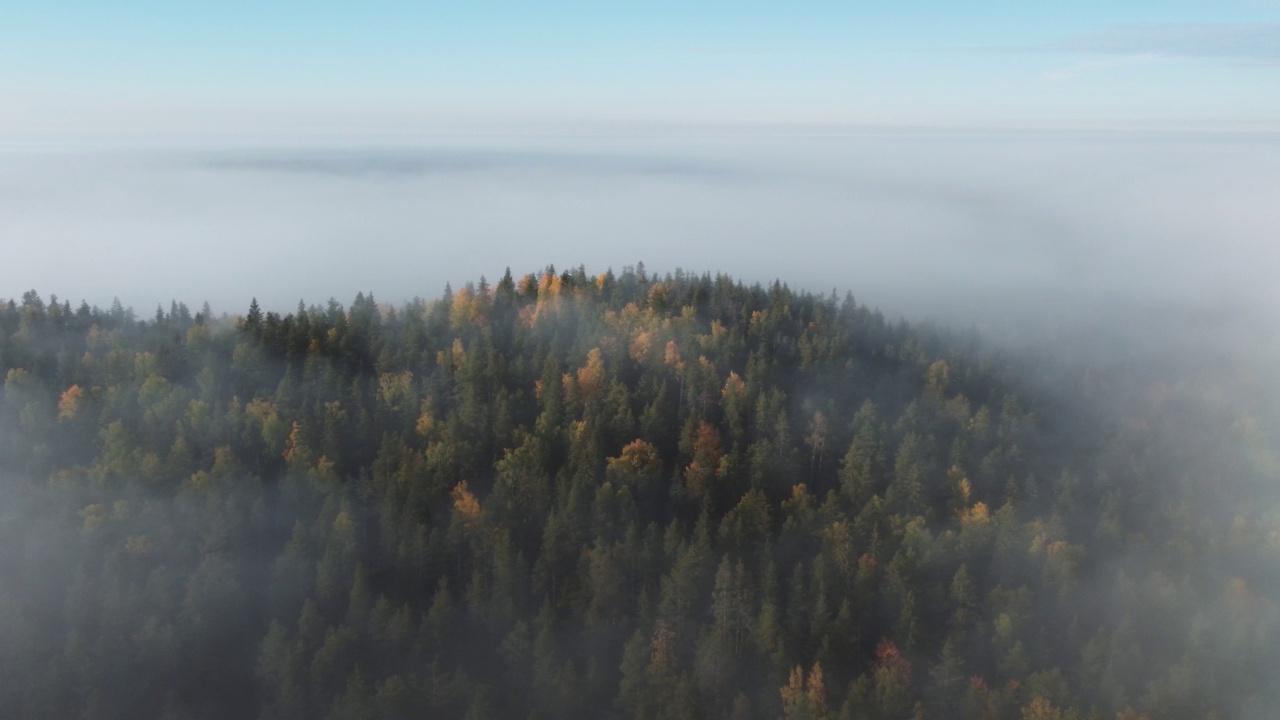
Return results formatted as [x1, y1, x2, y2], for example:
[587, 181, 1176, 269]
[0, 266, 1276, 720]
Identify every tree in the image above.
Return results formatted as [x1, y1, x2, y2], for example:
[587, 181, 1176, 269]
[780, 662, 830, 720]
[839, 420, 885, 509]
[1020, 697, 1063, 720]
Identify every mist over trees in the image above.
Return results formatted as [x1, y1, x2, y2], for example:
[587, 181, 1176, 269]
[1, 266, 1278, 719]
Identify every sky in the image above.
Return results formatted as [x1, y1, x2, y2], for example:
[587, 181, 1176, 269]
[3, 1, 1280, 136]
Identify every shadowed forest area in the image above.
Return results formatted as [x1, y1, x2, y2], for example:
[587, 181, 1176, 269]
[1, 265, 1278, 719]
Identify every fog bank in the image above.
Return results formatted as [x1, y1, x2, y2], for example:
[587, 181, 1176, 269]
[2, 132, 1277, 344]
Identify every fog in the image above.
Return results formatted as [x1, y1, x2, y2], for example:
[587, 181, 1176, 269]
[4, 131, 1280, 718]
[4, 132, 1278, 345]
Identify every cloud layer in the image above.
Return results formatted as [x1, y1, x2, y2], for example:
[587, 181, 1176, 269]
[2, 133, 1278, 349]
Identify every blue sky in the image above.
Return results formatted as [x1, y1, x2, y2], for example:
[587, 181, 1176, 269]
[2, 1, 1279, 135]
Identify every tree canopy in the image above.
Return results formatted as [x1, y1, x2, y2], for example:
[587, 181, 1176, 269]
[0, 266, 1276, 719]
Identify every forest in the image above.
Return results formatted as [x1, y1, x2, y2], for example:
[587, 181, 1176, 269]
[0, 264, 1277, 720]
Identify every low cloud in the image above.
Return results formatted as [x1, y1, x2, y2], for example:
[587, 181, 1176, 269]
[2, 133, 1279, 350]
[207, 147, 734, 180]
[1048, 23, 1280, 61]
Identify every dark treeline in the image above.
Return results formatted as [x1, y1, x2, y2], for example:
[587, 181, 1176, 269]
[0, 266, 1276, 720]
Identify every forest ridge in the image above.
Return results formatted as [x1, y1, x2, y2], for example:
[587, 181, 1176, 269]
[0, 265, 1276, 720]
